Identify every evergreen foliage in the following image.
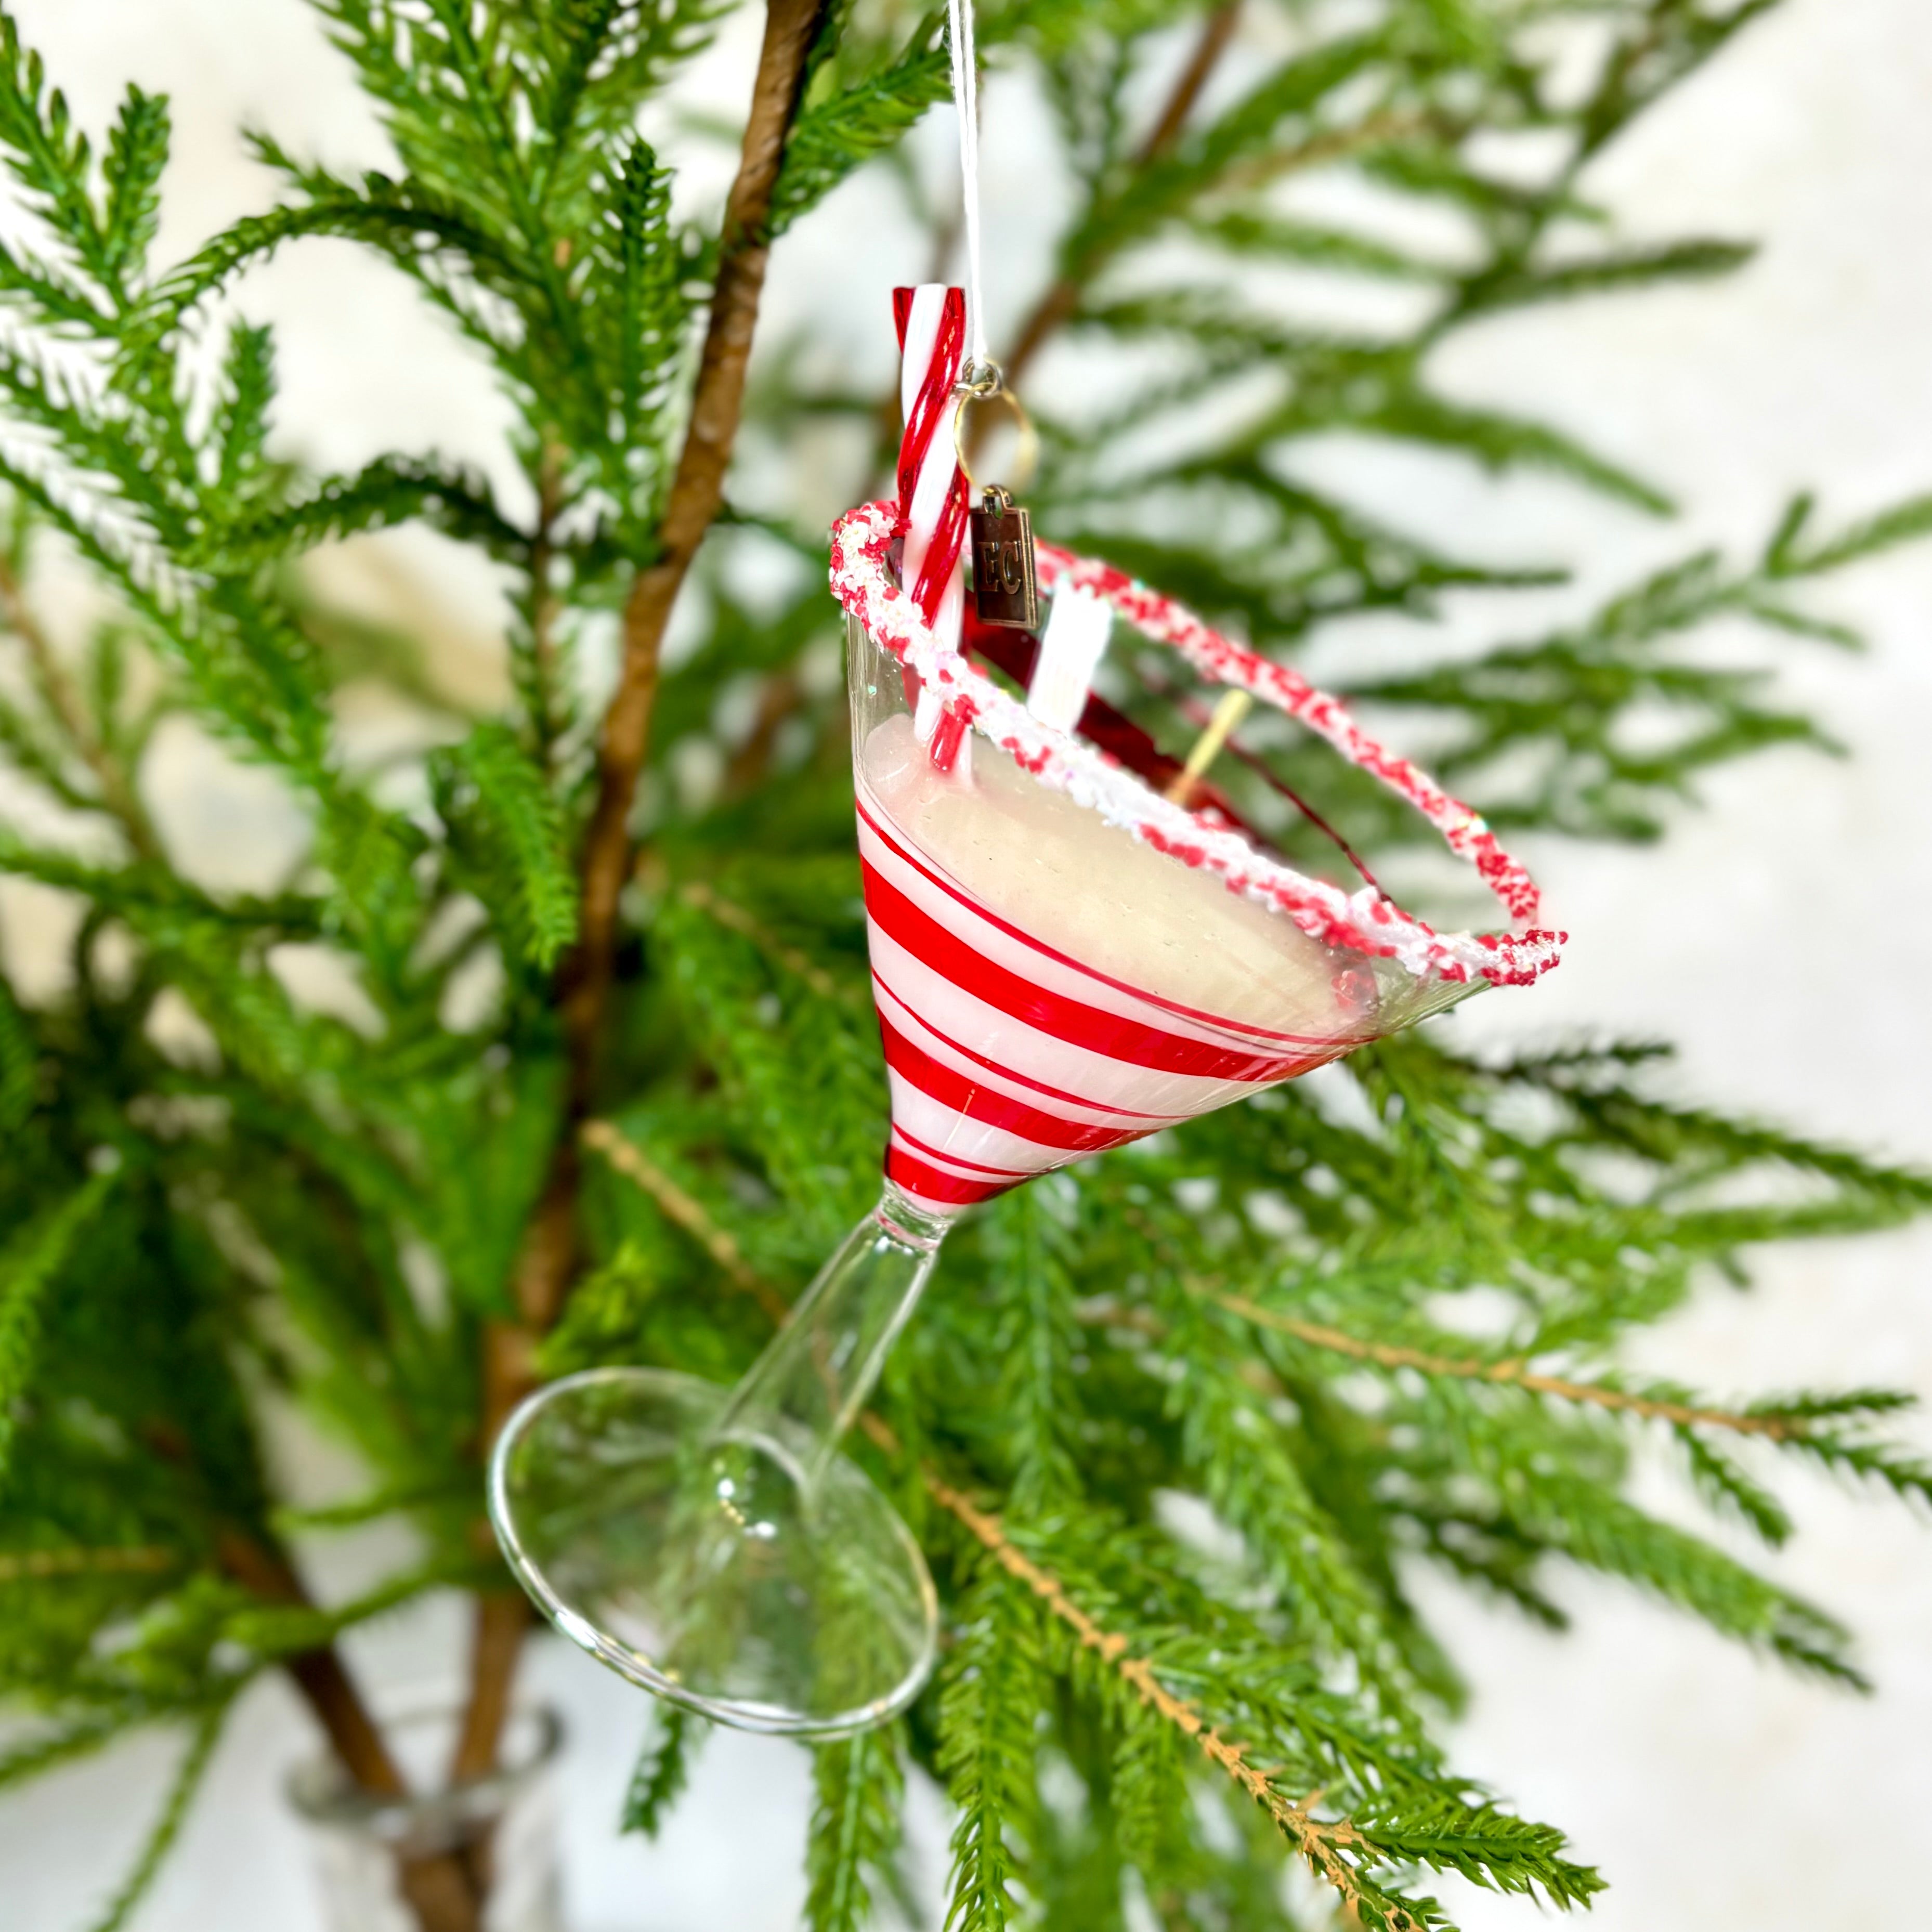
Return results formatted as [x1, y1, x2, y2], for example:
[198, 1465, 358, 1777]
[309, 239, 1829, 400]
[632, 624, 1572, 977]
[0, 2, 1927, 1928]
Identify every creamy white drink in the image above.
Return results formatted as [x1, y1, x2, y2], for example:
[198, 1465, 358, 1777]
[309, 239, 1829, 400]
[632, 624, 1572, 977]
[861, 713, 1351, 1041]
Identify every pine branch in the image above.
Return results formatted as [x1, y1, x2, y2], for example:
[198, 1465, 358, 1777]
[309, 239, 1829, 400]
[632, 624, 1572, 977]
[83, 1697, 230, 1932]
[807, 1722, 907, 1932]
[1008, 2, 1243, 384]
[206, 455, 525, 570]
[464, 0, 833, 1783]
[0, 536, 159, 856]
[923, 1474, 1598, 1926]
[621, 1704, 704, 1837]
[1, 1168, 119, 1485]
[1206, 1287, 1821, 1440]
[433, 723, 579, 971]
[938, 1558, 1042, 1932]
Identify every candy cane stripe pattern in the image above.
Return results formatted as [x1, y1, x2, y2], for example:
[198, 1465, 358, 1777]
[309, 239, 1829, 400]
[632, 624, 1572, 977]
[832, 500, 1565, 989]
[858, 791, 1352, 1212]
[893, 283, 971, 766]
[833, 494, 1569, 1217]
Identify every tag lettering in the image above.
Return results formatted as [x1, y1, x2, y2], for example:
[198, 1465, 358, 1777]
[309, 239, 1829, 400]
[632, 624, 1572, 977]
[969, 488, 1039, 629]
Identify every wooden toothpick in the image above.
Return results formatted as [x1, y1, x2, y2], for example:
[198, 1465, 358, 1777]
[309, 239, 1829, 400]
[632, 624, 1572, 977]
[1165, 687, 1252, 806]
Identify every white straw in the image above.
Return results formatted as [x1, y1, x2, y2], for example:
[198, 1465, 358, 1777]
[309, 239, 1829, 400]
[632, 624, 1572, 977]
[1026, 585, 1112, 731]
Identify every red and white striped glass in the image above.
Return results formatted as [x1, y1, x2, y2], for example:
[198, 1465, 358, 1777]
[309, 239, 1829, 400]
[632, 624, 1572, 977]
[488, 529, 1563, 1739]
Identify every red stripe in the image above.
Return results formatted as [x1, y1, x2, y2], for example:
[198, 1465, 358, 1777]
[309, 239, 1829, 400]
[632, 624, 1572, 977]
[926, 701, 969, 774]
[885, 1143, 1012, 1206]
[890, 1122, 1032, 1180]
[910, 474, 969, 623]
[880, 1012, 1150, 1156]
[895, 291, 965, 519]
[862, 860, 1314, 1084]
[872, 970, 1172, 1122]
[858, 798, 1362, 1052]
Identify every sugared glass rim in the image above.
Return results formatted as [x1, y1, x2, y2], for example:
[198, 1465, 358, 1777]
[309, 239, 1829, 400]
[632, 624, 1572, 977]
[830, 499, 1565, 989]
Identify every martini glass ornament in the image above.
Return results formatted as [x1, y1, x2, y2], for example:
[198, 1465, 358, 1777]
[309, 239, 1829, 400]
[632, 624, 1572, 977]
[488, 506, 1565, 1739]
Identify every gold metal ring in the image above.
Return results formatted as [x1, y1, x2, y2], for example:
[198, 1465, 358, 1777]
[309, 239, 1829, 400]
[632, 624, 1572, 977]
[952, 377, 1039, 495]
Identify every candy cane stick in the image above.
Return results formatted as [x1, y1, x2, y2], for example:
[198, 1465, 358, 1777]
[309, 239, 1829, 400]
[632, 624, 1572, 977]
[892, 284, 970, 768]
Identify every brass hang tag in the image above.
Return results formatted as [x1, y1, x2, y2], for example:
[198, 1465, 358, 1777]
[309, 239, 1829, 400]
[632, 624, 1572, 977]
[970, 484, 1038, 629]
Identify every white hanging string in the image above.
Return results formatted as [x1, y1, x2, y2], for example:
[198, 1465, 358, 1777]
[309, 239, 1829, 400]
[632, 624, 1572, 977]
[946, 0, 989, 373]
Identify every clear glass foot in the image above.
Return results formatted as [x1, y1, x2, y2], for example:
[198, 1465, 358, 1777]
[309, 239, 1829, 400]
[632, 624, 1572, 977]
[487, 1190, 949, 1737]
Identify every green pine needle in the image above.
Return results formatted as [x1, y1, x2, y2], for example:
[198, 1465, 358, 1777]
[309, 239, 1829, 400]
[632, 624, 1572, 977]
[0, 4, 1926, 1924]
[621, 1705, 704, 1838]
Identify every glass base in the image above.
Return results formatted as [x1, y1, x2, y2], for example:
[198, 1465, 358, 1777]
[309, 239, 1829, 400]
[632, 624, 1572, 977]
[488, 1367, 937, 1738]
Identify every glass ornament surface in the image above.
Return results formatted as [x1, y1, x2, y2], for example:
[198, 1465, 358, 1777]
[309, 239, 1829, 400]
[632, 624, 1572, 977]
[489, 511, 1564, 1737]
[491, 1201, 946, 1737]
[854, 649, 1456, 1215]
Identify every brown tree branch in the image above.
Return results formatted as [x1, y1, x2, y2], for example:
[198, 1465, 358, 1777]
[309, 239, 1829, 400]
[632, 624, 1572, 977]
[564, 0, 831, 1091]
[216, 1530, 485, 1932]
[1005, 3, 1241, 389]
[460, 0, 832, 1780]
[447, 1588, 531, 1785]
[1134, 2, 1244, 166]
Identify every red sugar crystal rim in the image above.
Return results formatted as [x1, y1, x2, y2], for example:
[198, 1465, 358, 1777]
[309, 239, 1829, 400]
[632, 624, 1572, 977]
[830, 499, 1565, 989]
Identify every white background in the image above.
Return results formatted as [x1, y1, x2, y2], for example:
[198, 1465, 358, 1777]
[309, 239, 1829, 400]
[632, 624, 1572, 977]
[2, 2, 1930, 1928]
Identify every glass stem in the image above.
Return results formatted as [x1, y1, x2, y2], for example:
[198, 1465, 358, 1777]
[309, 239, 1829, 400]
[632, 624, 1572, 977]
[711, 1185, 951, 1493]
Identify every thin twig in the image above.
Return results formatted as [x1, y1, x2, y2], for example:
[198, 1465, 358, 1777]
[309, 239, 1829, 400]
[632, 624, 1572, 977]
[1219, 106, 1444, 195]
[1009, 86, 1437, 388]
[0, 1545, 175, 1582]
[1107, 1194, 1804, 1441]
[1199, 1286, 1807, 1439]
[525, 432, 566, 777]
[580, 1116, 790, 1324]
[1134, 2, 1244, 165]
[0, 545, 159, 858]
[676, 878, 847, 1003]
[1006, 3, 1241, 387]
